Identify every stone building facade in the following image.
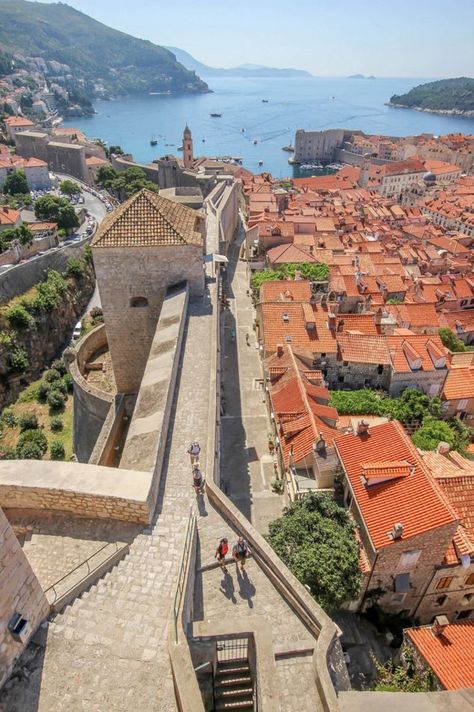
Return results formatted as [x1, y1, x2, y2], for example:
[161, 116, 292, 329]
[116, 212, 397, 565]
[0, 507, 49, 689]
[92, 189, 205, 393]
[294, 129, 346, 164]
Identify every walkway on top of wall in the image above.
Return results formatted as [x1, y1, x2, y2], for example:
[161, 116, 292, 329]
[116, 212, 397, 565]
[0, 210, 328, 711]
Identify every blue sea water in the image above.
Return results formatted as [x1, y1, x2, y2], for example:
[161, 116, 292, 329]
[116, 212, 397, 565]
[63, 76, 474, 178]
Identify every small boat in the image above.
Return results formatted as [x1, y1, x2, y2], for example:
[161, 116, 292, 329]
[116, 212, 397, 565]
[241, 128, 245, 132]
[210, 113, 222, 117]
[202, 138, 205, 142]
[258, 160, 263, 166]
[150, 136, 157, 146]
[253, 139, 258, 145]
[262, 99, 269, 103]
[178, 145, 183, 151]
[282, 145, 295, 152]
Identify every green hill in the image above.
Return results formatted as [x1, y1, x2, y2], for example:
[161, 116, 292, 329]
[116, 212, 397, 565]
[0, 0, 209, 96]
[389, 77, 474, 114]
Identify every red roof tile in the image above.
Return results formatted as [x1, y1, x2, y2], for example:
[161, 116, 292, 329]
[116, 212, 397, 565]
[334, 421, 457, 550]
[405, 622, 474, 690]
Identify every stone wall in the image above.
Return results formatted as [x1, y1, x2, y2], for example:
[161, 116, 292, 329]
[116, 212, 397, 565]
[0, 507, 49, 690]
[93, 245, 203, 393]
[206, 180, 240, 254]
[0, 461, 151, 523]
[120, 284, 188, 515]
[67, 324, 115, 463]
[415, 559, 474, 624]
[0, 236, 91, 305]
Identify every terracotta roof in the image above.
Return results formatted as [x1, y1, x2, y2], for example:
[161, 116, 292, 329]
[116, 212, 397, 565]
[338, 334, 390, 364]
[266, 243, 318, 265]
[442, 366, 474, 401]
[261, 302, 337, 355]
[4, 116, 34, 127]
[92, 189, 204, 248]
[405, 622, 474, 690]
[362, 460, 412, 481]
[259, 280, 311, 303]
[0, 206, 21, 226]
[387, 335, 447, 373]
[334, 421, 457, 550]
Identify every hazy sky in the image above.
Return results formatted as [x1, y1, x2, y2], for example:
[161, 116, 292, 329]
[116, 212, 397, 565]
[41, 0, 473, 77]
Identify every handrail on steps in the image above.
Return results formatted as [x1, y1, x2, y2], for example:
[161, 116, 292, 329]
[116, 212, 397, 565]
[44, 540, 121, 605]
[172, 506, 197, 644]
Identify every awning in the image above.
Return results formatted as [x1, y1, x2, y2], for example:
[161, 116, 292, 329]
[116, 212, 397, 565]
[204, 254, 228, 264]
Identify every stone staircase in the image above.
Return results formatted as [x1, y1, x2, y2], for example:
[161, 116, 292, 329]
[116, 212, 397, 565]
[214, 660, 254, 711]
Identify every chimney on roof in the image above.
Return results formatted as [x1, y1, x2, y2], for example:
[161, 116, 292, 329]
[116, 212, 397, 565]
[294, 269, 302, 281]
[374, 308, 383, 326]
[390, 522, 404, 540]
[356, 419, 370, 436]
[337, 318, 345, 333]
[432, 615, 449, 636]
[313, 432, 326, 454]
[437, 441, 450, 455]
[276, 343, 284, 357]
[309, 244, 314, 255]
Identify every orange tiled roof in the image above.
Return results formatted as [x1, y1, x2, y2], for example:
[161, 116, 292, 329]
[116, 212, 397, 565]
[338, 334, 390, 365]
[405, 622, 474, 690]
[0, 206, 21, 226]
[442, 366, 474, 401]
[387, 334, 447, 373]
[4, 116, 34, 127]
[259, 280, 312, 304]
[334, 421, 457, 550]
[92, 189, 203, 248]
[261, 302, 337, 355]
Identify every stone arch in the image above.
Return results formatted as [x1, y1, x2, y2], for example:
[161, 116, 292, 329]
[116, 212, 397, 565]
[130, 296, 149, 308]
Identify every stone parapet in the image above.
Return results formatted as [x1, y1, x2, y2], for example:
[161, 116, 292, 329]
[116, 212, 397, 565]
[0, 461, 151, 523]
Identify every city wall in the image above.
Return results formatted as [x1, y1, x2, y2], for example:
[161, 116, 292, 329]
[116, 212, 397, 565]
[206, 180, 240, 254]
[0, 236, 91, 305]
[0, 461, 151, 523]
[0, 507, 49, 690]
[66, 324, 115, 463]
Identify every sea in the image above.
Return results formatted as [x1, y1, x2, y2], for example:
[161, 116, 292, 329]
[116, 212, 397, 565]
[62, 76, 474, 178]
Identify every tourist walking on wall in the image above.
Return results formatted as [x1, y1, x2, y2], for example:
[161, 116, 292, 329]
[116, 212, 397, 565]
[215, 537, 229, 573]
[233, 537, 251, 570]
[188, 441, 201, 464]
[192, 464, 204, 494]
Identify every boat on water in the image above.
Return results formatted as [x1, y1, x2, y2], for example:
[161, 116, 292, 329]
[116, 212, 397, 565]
[253, 139, 258, 145]
[262, 99, 269, 103]
[210, 113, 222, 117]
[282, 144, 295, 152]
[241, 128, 245, 132]
[150, 136, 158, 146]
[258, 160, 264, 166]
[327, 162, 343, 170]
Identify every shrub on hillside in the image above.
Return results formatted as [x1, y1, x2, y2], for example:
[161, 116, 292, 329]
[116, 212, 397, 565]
[62, 373, 73, 393]
[66, 258, 85, 278]
[36, 381, 51, 403]
[51, 358, 67, 375]
[7, 348, 29, 374]
[44, 368, 62, 383]
[1, 408, 17, 428]
[16, 441, 43, 459]
[16, 429, 48, 457]
[50, 416, 64, 432]
[50, 440, 65, 460]
[18, 412, 39, 431]
[7, 303, 33, 330]
[46, 389, 66, 412]
[0, 445, 17, 460]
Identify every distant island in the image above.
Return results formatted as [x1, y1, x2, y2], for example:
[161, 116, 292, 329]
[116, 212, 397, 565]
[0, 0, 208, 106]
[348, 74, 376, 79]
[389, 77, 474, 116]
[166, 47, 312, 78]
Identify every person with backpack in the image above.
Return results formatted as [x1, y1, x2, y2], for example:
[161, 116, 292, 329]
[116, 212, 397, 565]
[233, 536, 250, 570]
[188, 441, 201, 464]
[192, 465, 204, 494]
[215, 537, 229, 573]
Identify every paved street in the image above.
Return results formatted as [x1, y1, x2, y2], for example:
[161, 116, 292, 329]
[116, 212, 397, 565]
[220, 220, 287, 533]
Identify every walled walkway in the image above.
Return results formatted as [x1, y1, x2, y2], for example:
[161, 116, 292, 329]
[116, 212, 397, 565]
[220, 223, 286, 532]
[0, 294, 215, 712]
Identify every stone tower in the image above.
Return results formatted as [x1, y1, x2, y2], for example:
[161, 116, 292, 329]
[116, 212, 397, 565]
[92, 189, 205, 393]
[183, 125, 193, 169]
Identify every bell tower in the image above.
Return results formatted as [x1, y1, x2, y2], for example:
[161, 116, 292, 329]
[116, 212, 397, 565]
[183, 125, 193, 169]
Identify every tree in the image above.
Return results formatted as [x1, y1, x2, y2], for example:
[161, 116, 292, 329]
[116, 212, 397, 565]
[7, 303, 33, 330]
[47, 388, 66, 413]
[266, 493, 361, 611]
[34, 195, 79, 231]
[95, 165, 117, 189]
[60, 179, 81, 196]
[17, 224, 33, 246]
[8, 348, 29, 374]
[16, 429, 48, 457]
[439, 327, 466, 353]
[251, 263, 329, 294]
[373, 647, 435, 692]
[18, 413, 39, 431]
[3, 169, 28, 195]
[412, 417, 456, 451]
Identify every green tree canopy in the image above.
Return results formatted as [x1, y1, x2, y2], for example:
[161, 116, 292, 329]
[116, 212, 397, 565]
[412, 416, 471, 453]
[266, 493, 361, 611]
[329, 388, 442, 424]
[439, 327, 466, 352]
[251, 263, 329, 294]
[3, 169, 28, 195]
[60, 179, 81, 196]
[34, 195, 79, 231]
[95, 165, 158, 200]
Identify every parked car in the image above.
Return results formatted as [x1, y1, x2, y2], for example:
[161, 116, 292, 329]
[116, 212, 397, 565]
[72, 321, 82, 340]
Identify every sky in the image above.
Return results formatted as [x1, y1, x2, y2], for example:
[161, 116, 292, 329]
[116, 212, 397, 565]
[40, 0, 474, 78]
